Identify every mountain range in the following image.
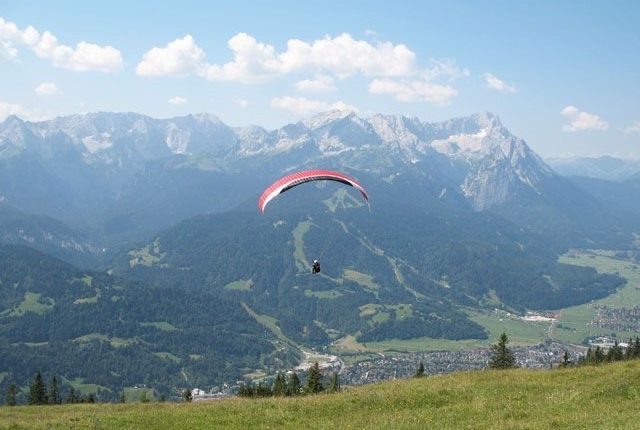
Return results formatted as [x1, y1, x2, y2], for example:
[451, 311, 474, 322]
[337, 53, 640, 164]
[1, 110, 638, 397]
[2, 111, 636, 256]
[546, 156, 640, 181]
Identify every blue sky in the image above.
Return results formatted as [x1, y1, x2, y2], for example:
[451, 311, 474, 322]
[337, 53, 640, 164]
[1, 0, 639, 157]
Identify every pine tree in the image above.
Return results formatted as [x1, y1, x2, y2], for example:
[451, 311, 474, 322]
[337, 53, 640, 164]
[48, 376, 61, 405]
[255, 382, 271, 397]
[415, 361, 425, 377]
[560, 350, 571, 368]
[273, 373, 286, 396]
[607, 341, 624, 362]
[5, 383, 18, 406]
[140, 391, 149, 403]
[625, 338, 634, 360]
[632, 336, 640, 359]
[327, 372, 340, 393]
[66, 387, 78, 404]
[86, 393, 96, 403]
[287, 372, 301, 396]
[120, 391, 126, 403]
[594, 346, 605, 364]
[489, 332, 517, 369]
[306, 362, 323, 394]
[584, 347, 594, 365]
[238, 384, 254, 397]
[28, 370, 48, 405]
[182, 389, 192, 402]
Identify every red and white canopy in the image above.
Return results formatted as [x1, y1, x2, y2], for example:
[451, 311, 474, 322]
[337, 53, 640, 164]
[258, 169, 369, 213]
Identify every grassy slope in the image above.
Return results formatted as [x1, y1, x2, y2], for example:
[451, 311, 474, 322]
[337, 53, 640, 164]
[2, 361, 640, 429]
[335, 249, 640, 354]
[554, 250, 640, 344]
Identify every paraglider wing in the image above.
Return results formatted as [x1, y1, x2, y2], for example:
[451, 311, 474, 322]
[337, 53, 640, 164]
[258, 169, 368, 213]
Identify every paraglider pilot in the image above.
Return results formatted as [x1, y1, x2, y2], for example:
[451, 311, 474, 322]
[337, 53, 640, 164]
[312, 260, 321, 274]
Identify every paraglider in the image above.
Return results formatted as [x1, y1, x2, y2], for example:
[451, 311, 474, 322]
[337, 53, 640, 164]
[258, 169, 368, 275]
[257, 169, 369, 214]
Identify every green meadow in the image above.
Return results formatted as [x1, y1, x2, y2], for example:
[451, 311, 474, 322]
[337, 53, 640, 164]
[2, 360, 639, 429]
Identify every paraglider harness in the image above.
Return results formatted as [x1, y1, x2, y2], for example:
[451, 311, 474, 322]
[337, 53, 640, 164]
[312, 260, 321, 274]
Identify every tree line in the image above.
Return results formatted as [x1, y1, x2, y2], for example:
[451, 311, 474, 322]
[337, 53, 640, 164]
[4, 370, 95, 406]
[6, 334, 640, 406]
[236, 363, 340, 398]
[576, 336, 640, 366]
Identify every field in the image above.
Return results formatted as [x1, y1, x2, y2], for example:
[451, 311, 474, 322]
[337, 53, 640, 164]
[333, 250, 640, 354]
[2, 292, 54, 317]
[553, 250, 640, 345]
[2, 360, 640, 429]
[224, 280, 253, 291]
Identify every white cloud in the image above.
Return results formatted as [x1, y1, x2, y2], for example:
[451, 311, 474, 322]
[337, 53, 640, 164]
[0, 101, 30, 122]
[270, 96, 357, 116]
[278, 33, 416, 78]
[137, 32, 465, 107]
[329, 100, 359, 113]
[34, 82, 60, 96]
[136, 35, 205, 77]
[0, 40, 17, 59]
[138, 32, 416, 83]
[0, 17, 123, 72]
[624, 121, 640, 134]
[561, 106, 609, 132]
[294, 74, 335, 92]
[234, 98, 249, 108]
[484, 73, 517, 93]
[424, 59, 470, 81]
[203, 33, 283, 82]
[368, 78, 458, 104]
[168, 96, 187, 105]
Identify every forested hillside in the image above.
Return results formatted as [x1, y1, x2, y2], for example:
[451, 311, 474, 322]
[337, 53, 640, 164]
[0, 245, 298, 400]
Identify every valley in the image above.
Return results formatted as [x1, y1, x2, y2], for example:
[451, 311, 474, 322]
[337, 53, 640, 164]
[1, 110, 639, 400]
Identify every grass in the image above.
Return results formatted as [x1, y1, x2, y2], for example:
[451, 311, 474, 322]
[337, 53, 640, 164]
[73, 288, 101, 305]
[371, 311, 391, 324]
[65, 378, 110, 396]
[332, 250, 640, 355]
[241, 302, 297, 348]
[322, 188, 363, 212]
[469, 311, 550, 346]
[128, 238, 166, 269]
[152, 352, 182, 364]
[2, 292, 54, 317]
[72, 333, 136, 348]
[552, 250, 640, 345]
[335, 309, 548, 354]
[2, 360, 640, 429]
[20, 342, 49, 347]
[359, 303, 382, 317]
[122, 387, 157, 403]
[356, 304, 412, 327]
[304, 289, 344, 299]
[292, 220, 314, 271]
[342, 269, 380, 295]
[224, 280, 253, 291]
[140, 321, 178, 332]
[390, 304, 413, 319]
[332, 335, 368, 353]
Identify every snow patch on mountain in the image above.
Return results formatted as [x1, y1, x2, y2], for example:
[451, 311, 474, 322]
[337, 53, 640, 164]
[431, 127, 489, 159]
[82, 133, 114, 153]
[0, 110, 557, 211]
[165, 124, 190, 154]
[302, 110, 352, 129]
